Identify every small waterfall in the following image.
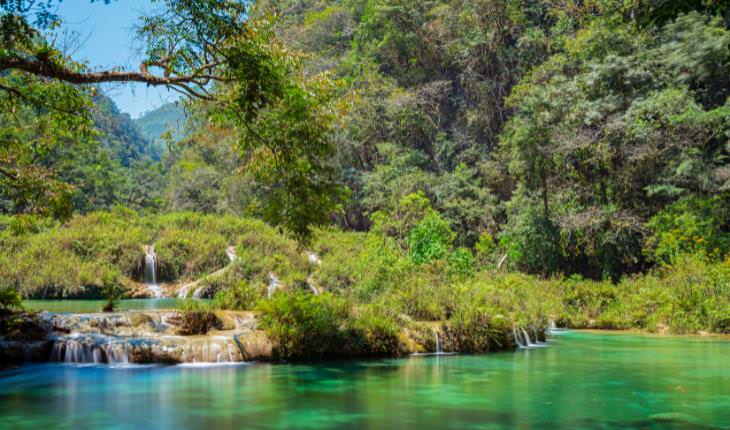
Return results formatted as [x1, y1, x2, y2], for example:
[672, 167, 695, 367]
[51, 335, 130, 364]
[521, 328, 534, 347]
[144, 245, 162, 299]
[226, 246, 237, 263]
[513, 327, 526, 348]
[192, 286, 205, 299]
[306, 252, 321, 266]
[267, 273, 280, 298]
[177, 284, 191, 299]
[308, 284, 320, 295]
[434, 330, 442, 354]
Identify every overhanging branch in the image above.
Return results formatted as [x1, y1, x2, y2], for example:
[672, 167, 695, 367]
[0, 54, 216, 99]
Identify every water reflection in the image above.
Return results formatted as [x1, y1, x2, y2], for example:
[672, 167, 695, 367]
[0, 332, 728, 429]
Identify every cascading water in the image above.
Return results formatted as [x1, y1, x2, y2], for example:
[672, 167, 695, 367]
[267, 273, 280, 298]
[178, 246, 238, 299]
[226, 246, 237, 263]
[521, 328, 534, 347]
[144, 245, 162, 299]
[513, 327, 526, 348]
[434, 330, 442, 354]
[306, 252, 322, 266]
[51, 335, 130, 365]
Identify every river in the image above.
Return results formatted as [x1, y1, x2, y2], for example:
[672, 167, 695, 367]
[0, 331, 728, 429]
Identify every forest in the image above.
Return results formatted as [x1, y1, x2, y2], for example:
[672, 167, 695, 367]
[0, 0, 728, 358]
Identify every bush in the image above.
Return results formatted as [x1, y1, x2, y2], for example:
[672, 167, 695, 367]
[645, 195, 730, 264]
[0, 286, 22, 312]
[349, 305, 402, 356]
[500, 211, 562, 276]
[446, 306, 511, 353]
[407, 210, 454, 264]
[177, 300, 221, 335]
[213, 280, 261, 310]
[257, 291, 351, 359]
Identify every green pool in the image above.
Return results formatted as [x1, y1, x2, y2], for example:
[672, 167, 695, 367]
[0, 331, 728, 429]
[22, 299, 210, 313]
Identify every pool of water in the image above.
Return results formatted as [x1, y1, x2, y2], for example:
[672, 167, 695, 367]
[0, 331, 728, 429]
[23, 299, 210, 313]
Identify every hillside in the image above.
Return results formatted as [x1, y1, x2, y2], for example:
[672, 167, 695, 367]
[134, 102, 187, 150]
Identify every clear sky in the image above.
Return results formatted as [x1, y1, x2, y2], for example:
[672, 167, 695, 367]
[55, 0, 179, 118]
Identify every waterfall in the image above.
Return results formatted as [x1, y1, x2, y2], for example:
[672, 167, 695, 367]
[267, 273, 280, 298]
[226, 246, 237, 263]
[192, 286, 205, 299]
[513, 327, 526, 348]
[308, 284, 320, 295]
[177, 284, 191, 299]
[51, 335, 130, 364]
[144, 245, 162, 299]
[434, 330, 442, 354]
[521, 328, 533, 346]
[306, 252, 321, 266]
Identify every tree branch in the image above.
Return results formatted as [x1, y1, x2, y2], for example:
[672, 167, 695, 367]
[0, 54, 217, 99]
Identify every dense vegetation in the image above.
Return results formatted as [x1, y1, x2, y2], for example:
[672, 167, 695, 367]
[0, 1, 728, 357]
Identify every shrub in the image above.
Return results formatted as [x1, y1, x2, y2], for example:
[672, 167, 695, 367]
[349, 305, 402, 356]
[407, 210, 454, 264]
[500, 211, 562, 276]
[474, 232, 496, 265]
[0, 286, 22, 312]
[257, 291, 351, 359]
[177, 300, 221, 335]
[100, 268, 123, 312]
[645, 195, 730, 264]
[213, 280, 261, 310]
[446, 306, 511, 353]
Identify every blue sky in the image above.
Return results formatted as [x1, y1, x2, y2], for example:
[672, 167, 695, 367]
[56, 0, 179, 118]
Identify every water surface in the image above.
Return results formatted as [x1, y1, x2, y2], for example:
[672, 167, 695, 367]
[23, 299, 210, 313]
[1, 331, 728, 429]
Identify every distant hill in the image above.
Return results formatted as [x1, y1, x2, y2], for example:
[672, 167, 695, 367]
[134, 103, 187, 150]
[92, 95, 159, 164]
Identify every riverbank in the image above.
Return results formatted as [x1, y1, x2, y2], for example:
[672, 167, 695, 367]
[0, 306, 545, 367]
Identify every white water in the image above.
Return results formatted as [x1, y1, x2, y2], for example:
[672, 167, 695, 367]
[521, 328, 534, 346]
[306, 251, 322, 266]
[177, 284, 191, 299]
[267, 273, 280, 298]
[435, 331, 442, 354]
[226, 246, 237, 263]
[144, 245, 162, 298]
[513, 327, 526, 348]
[178, 246, 238, 299]
[51, 335, 130, 364]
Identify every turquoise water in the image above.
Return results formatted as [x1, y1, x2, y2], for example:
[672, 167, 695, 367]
[1, 331, 728, 429]
[23, 299, 210, 313]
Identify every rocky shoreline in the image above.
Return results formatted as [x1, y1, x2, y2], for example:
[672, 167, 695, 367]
[0, 310, 273, 366]
[0, 309, 547, 367]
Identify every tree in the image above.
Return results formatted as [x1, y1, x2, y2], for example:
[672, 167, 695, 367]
[1, 1, 346, 238]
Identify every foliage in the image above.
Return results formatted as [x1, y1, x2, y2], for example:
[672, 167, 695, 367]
[213, 280, 261, 311]
[100, 267, 122, 312]
[645, 195, 730, 264]
[407, 210, 454, 264]
[258, 290, 351, 359]
[500, 11, 730, 278]
[0, 285, 22, 312]
[177, 299, 220, 335]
